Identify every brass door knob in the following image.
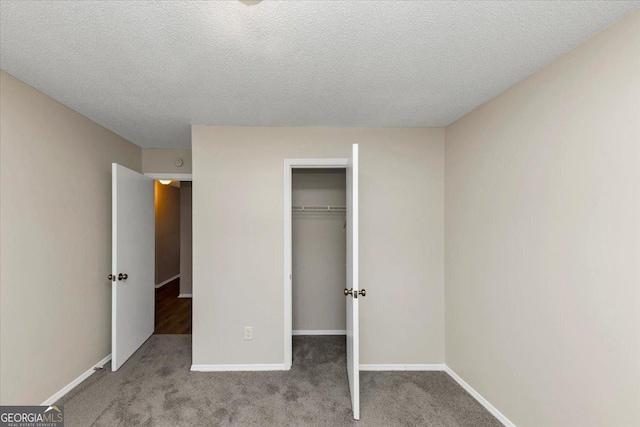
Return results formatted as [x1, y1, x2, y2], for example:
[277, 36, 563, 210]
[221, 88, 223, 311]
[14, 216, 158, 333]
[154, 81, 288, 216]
[118, 273, 128, 281]
[108, 274, 115, 282]
[344, 288, 353, 296]
[358, 289, 366, 297]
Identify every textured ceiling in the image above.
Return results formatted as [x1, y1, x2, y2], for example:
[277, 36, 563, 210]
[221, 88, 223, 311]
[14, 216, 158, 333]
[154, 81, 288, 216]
[1, 1, 638, 149]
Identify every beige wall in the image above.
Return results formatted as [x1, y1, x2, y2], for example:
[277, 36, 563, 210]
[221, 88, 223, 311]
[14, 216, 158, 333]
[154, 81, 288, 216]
[0, 71, 142, 404]
[180, 182, 193, 295]
[444, 11, 640, 427]
[142, 148, 192, 174]
[292, 170, 346, 331]
[154, 181, 180, 285]
[192, 127, 444, 365]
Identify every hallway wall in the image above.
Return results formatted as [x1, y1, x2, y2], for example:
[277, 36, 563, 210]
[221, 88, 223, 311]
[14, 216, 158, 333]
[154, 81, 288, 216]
[154, 181, 180, 285]
[180, 182, 193, 295]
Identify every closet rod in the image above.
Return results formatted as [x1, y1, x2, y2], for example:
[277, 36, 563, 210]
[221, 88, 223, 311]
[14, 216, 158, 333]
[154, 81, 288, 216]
[292, 205, 346, 212]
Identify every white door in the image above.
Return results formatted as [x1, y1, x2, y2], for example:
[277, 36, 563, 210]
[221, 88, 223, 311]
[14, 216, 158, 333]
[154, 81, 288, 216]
[111, 164, 155, 371]
[346, 143, 360, 420]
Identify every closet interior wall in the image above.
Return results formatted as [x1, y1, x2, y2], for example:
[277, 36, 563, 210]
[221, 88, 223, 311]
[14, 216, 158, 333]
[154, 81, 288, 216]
[292, 169, 347, 333]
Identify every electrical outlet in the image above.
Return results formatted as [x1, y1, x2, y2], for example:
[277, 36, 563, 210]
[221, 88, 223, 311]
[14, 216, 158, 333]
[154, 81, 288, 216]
[244, 327, 253, 340]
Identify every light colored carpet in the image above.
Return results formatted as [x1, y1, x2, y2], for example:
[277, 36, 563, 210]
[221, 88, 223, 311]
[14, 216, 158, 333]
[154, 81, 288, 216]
[57, 335, 501, 426]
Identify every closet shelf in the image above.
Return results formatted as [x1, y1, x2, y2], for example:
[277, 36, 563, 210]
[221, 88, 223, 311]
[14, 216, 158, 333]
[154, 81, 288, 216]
[292, 205, 346, 212]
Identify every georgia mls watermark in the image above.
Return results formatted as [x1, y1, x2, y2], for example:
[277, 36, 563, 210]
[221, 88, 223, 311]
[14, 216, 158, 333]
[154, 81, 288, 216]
[0, 406, 64, 427]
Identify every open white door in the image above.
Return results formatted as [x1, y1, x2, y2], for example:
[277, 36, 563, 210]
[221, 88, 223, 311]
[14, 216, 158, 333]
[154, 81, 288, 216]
[111, 164, 155, 371]
[346, 144, 360, 420]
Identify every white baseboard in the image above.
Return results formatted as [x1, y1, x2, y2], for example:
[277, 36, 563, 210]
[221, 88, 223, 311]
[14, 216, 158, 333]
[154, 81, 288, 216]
[155, 274, 180, 288]
[178, 293, 192, 298]
[444, 366, 515, 427]
[360, 364, 446, 371]
[191, 364, 287, 372]
[292, 330, 346, 335]
[41, 354, 111, 405]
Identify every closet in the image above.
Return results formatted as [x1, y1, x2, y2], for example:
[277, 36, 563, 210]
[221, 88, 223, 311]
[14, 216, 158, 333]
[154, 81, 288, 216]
[292, 169, 347, 335]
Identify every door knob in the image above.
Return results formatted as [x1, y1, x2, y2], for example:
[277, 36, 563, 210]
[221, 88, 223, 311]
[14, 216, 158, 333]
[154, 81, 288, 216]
[118, 273, 128, 281]
[108, 274, 116, 282]
[344, 288, 366, 298]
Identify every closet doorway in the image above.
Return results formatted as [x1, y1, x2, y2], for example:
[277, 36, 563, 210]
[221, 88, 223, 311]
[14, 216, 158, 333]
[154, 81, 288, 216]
[291, 168, 347, 336]
[284, 146, 362, 420]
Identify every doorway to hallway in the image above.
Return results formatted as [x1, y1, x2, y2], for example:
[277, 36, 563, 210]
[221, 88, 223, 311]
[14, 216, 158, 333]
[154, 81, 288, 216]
[111, 166, 193, 371]
[153, 179, 192, 335]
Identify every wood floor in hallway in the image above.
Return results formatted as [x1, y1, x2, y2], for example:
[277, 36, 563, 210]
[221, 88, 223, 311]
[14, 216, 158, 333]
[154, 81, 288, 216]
[155, 278, 191, 334]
